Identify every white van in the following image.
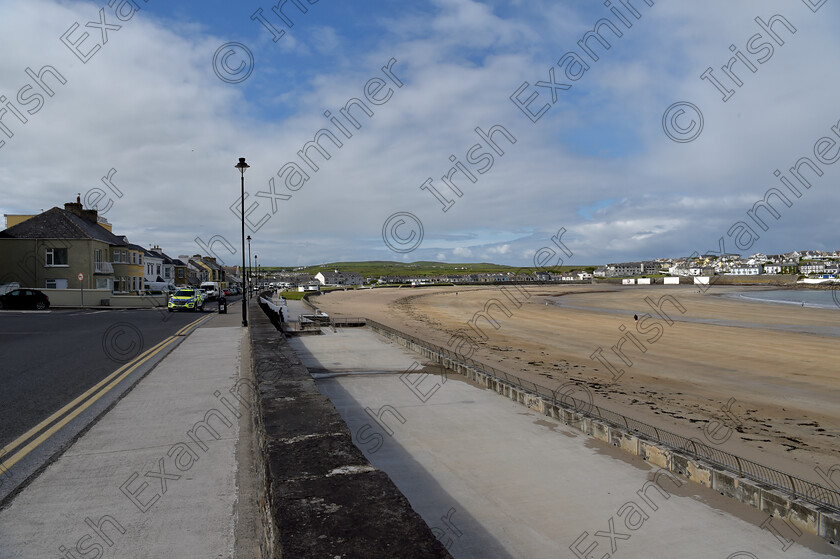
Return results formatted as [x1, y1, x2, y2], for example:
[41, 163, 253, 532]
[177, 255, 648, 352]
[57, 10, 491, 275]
[144, 281, 177, 293]
[200, 281, 220, 300]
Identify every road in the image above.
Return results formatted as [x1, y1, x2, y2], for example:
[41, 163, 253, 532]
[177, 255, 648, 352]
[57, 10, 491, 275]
[0, 297, 243, 502]
[0, 298, 240, 448]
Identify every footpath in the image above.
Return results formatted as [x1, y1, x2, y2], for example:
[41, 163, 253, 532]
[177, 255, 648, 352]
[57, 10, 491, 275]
[0, 302, 260, 558]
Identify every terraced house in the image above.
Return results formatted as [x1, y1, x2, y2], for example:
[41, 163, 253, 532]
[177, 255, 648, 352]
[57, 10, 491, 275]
[0, 199, 126, 291]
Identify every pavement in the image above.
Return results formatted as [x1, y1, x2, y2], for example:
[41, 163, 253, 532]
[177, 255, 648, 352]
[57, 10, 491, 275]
[290, 329, 840, 559]
[0, 301, 259, 558]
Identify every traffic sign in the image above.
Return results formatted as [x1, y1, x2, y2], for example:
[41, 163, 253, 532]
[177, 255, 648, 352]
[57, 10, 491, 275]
[78, 273, 84, 281]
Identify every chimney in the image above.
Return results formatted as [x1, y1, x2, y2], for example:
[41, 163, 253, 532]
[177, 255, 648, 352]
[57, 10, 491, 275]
[64, 196, 98, 223]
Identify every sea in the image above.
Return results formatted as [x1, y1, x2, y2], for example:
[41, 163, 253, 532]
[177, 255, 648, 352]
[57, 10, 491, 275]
[734, 288, 840, 309]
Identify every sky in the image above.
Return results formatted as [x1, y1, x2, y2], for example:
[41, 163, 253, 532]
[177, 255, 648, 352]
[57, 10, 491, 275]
[0, 0, 838, 268]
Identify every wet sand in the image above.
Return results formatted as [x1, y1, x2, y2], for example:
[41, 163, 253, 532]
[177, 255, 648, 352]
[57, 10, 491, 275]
[313, 284, 840, 484]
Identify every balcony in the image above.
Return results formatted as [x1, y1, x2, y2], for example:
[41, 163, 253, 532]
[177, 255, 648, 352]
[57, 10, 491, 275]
[95, 262, 115, 274]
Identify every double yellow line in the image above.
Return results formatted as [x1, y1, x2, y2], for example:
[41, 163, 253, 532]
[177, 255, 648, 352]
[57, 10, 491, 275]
[0, 314, 211, 474]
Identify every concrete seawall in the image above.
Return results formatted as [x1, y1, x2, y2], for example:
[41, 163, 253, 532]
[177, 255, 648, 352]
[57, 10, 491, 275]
[248, 299, 452, 558]
[366, 322, 840, 548]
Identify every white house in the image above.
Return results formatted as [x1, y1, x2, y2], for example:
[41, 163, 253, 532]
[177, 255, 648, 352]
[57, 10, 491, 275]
[315, 270, 363, 286]
[143, 248, 164, 283]
[728, 264, 763, 275]
[764, 263, 782, 274]
[800, 261, 826, 275]
[149, 246, 175, 282]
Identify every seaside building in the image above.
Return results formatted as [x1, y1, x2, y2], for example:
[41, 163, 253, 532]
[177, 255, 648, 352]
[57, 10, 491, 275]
[315, 270, 363, 286]
[727, 264, 763, 275]
[603, 261, 658, 277]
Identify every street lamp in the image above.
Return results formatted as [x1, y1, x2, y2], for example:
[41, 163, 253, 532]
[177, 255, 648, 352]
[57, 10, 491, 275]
[236, 157, 250, 327]
[246, 235, 251, 301]
[255, 254, 259, 290]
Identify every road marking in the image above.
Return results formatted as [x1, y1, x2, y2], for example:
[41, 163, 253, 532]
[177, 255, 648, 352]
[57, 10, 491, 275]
[0, 337, 181, 472]
[0, 336, 173, 463]
[0, 314, 209, 471]
[175, 314, 214, 336]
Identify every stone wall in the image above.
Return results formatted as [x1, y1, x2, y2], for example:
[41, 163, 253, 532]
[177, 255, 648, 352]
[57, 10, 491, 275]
[249, 299, 453, 558]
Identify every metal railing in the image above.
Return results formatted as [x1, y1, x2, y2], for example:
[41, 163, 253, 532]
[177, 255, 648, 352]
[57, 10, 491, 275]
[364, 318, 840, 514]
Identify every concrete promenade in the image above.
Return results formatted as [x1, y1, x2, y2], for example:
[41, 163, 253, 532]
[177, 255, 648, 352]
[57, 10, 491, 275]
[0, 306, 258, 558]
[291, 329, 840, 558]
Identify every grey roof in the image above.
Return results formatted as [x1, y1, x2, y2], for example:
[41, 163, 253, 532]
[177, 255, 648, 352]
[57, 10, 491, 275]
[152, 251, 175, 265]
[201, 258, 223, 271]
[0, 207, 127, 245]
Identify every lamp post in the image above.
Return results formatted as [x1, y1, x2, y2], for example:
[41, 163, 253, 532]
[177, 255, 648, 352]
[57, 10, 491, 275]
[246, 235, 251, 301]
[236, 157, 250, 326]
[255, 254, 259, 291]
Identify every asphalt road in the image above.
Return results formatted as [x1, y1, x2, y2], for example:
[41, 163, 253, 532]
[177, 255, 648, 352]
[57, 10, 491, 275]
[0, 298, 240, 449]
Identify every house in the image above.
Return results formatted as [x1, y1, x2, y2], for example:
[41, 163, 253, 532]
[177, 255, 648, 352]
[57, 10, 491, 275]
[779, 259, 799, 274]
[172, 258, 188, 286]
[727, 264, 763, 275]
[148, 246, 178, 283]
[182, 256, 210, 285]
[143, 247, 165, 284]
[800, 261, 826, 275]
[764, 264, 782, 274]
[314, 270, 363, 286]
[0, 198, 125, 291]
[115, 241, 146, 293]
[604, 261, 658, 277]
[196, 256, 225, 284]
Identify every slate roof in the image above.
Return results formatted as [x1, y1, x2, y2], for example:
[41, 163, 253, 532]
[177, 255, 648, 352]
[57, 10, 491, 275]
[0, 207, 127, 245]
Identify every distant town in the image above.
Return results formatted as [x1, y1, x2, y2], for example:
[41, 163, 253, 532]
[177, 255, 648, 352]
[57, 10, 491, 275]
[1, 199, 838, 298]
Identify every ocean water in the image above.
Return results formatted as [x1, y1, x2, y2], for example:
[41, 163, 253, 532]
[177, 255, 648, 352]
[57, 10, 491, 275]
[735, 289, 840, 309]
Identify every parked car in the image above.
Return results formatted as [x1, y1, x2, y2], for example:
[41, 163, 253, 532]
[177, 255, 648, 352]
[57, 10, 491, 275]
[223, 288, 231, 296]
[167, 288, 205, 312]
[0, 288, 50, 310]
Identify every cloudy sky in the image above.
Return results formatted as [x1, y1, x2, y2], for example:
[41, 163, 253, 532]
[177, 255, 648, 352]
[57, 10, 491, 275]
[1, 0, 838, 267]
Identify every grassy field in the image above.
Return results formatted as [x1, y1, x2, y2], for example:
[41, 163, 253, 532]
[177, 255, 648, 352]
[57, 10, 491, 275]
[265, 260, 595, 278]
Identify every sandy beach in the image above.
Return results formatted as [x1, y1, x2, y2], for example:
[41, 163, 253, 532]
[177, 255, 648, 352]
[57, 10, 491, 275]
[311, 284, 840, 483]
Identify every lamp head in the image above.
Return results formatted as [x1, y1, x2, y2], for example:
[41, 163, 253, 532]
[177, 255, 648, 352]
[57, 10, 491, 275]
[235, 157, 250, 175]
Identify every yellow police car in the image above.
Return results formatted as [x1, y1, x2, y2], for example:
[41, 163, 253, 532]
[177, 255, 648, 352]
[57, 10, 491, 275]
[168, 288, 205, 312]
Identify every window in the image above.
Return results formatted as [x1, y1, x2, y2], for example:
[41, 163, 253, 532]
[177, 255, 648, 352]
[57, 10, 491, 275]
[45, 279, 69, 289]
[45, 248, 68, 266]
[96, 278, 109, 289]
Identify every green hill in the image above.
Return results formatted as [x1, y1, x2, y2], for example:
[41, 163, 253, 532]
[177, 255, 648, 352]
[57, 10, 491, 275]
[265, 261, 593, 278]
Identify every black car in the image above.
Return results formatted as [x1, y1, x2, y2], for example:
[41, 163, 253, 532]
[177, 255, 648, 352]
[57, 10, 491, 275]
[0, 289, 50, 310]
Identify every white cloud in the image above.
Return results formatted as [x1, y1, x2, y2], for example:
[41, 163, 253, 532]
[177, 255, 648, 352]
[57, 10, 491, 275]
[1, 0, 838, 267]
